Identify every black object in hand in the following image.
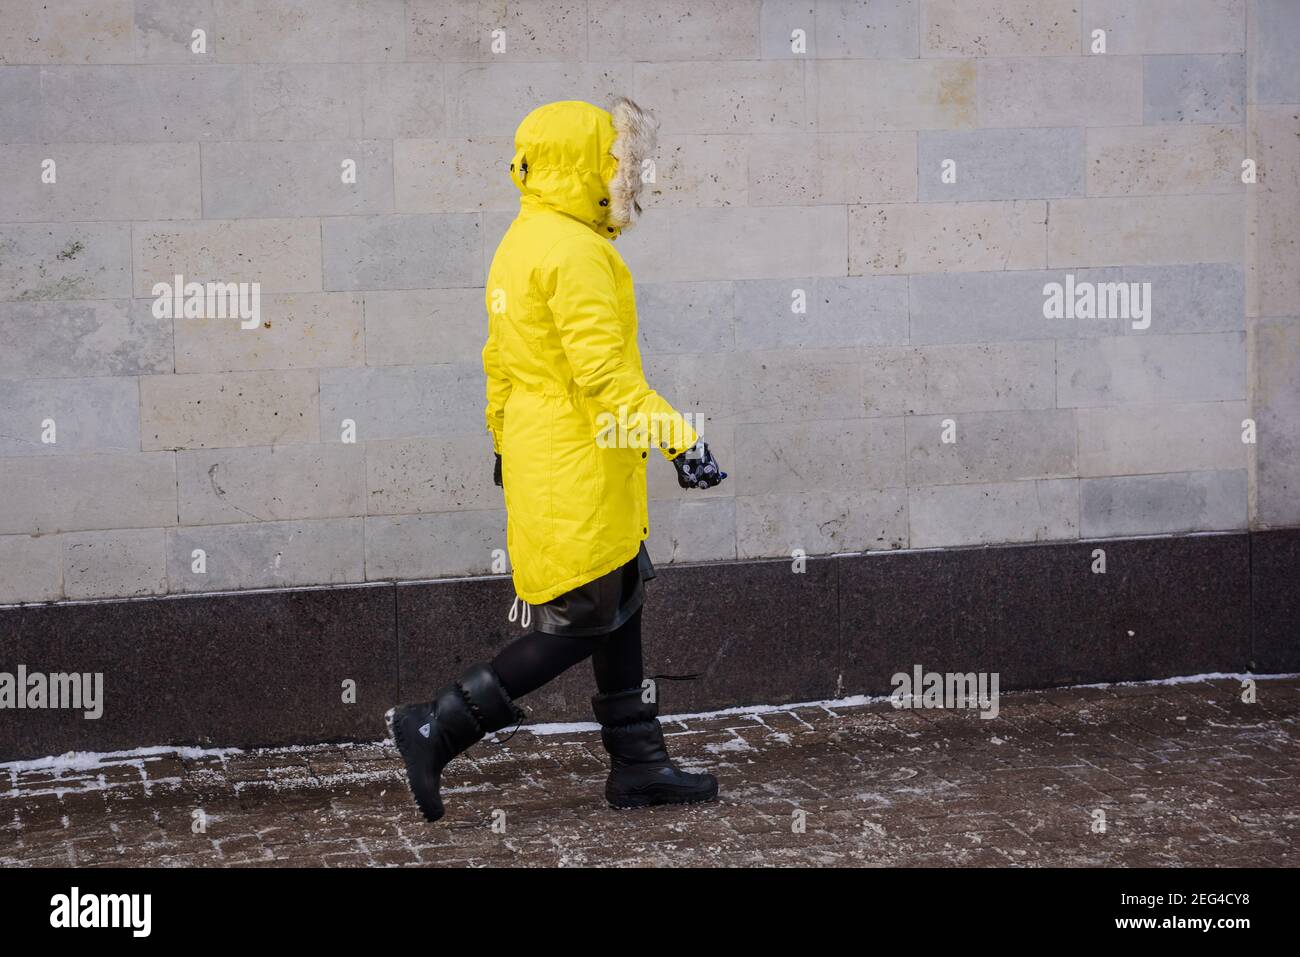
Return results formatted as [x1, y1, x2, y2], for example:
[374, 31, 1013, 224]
[672, 440, 727, 490]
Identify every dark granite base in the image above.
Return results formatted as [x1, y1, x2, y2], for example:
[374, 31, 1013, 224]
[640, 556, 841, 713]
[1, 531, 1291, 761]
[1251, 528, 1300, 672]
[838, 535, 1251, 697]
[0, 584, 397, 762]
[395, 575, 521, 703]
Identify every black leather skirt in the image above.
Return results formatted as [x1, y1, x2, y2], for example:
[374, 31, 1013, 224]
[533, 543, 656, 637]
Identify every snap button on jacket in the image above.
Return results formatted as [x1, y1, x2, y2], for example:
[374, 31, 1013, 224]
[484, 100, 698, 605]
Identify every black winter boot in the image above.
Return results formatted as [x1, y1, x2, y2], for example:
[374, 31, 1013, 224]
[592, 688, 719, 809]
[386, 663, 524, 822]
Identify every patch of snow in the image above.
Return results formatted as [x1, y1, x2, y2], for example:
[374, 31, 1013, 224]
[1071, 671, 1300, 690]
[2, 744, 242, 774]
[502, 721, 600, 737]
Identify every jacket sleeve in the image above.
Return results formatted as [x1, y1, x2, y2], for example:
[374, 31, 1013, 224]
[543, 237, 698, 459]
[482, 288, 511, 456]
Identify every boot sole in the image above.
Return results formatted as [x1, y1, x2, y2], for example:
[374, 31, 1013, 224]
[386, 707, 446, 823]
[606, 785, 720, 810]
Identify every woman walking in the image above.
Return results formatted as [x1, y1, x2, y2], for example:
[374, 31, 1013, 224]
[388, 97, 727, 822]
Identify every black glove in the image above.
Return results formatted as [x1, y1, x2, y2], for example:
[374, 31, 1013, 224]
[493, 453, 503, 488]
[671, 440, 727, 490]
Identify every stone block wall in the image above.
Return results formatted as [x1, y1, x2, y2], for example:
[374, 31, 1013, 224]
[0, 0, 1295, 605]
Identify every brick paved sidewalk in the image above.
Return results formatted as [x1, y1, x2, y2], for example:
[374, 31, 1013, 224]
[3, 677, 1297, 867]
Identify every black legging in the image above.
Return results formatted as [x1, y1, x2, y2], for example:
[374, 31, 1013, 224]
[491, 608, 644, 700]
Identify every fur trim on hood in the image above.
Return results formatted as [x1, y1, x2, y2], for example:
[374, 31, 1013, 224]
[507, 98, 657, 239]
[607, 96, 658, 232]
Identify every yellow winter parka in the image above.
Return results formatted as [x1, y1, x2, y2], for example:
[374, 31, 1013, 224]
[483, 99, 698, 605]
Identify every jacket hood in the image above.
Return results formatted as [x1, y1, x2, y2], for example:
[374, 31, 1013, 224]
[509, 98, 657, 240]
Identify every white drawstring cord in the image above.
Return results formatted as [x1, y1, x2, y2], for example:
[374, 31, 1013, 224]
[508, 595, 531, 629]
